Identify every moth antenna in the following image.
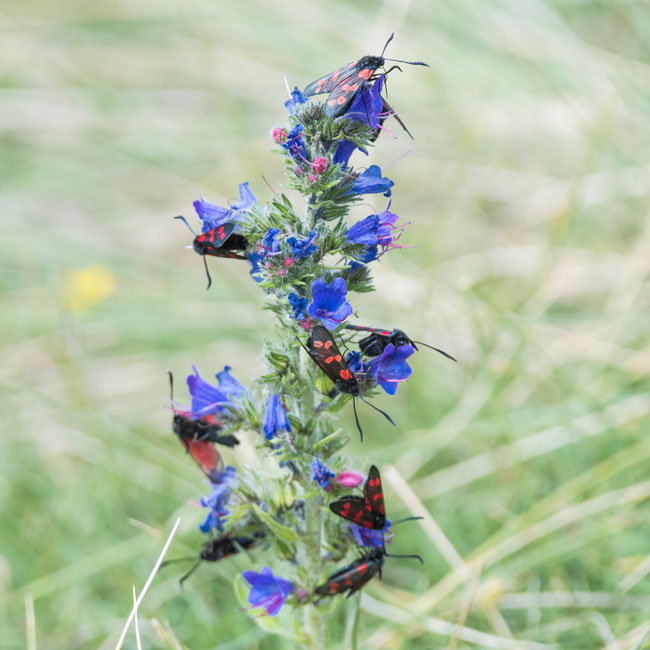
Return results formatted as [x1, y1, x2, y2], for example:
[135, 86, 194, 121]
[359, 395, 395, 426]
[382, 98, 414, 140]
[168, 371, 174, 402]
[383, 550, 424, 564]
[380, 33, 395, 57]
[352, 397, 364, 442]
[203, 255, 212, 290]
[159, 556, 196, 569]
[390, 515, 424, 527]
[179, 559, 203, 587]
[174, 215, 197, 236]
[384, 58, 429, 67]
[382, 64, 403, 77]
[412, 341, 457, 362]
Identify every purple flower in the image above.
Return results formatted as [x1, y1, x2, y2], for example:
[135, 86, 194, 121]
[367, 343, 415, 395]
[242, 566, 294, 616]
[187, 365, 233, 419]
[332, 139, 362, 167]
[199, 466, 237, 533]
[350, 519, 392, 549]
[193, 182, 256, 231]
[284, 86, 306, 115]
[287, 230, 318, 259]
[312, 456, 335, 490]
[346, 215, 379, 246]
[263, 392, 292, 441]
[248, 252, 264, 282]
[260, 228, 281, 256]
[333, 76, 386, 167]
[288, 293, 307, 320]
[282, 125, 308, 161]
[351, 165, 394, 197]
[376, 202, 409, 251]
[307, 277, 353, 330]
[345, 351, 370, 376]
[215, 366, 246, 400]
[344, 75, 385, 129]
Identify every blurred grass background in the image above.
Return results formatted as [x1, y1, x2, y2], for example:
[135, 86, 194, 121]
[1, 0, 650, 648]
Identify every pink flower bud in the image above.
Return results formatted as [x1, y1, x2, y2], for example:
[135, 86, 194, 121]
[272, 127, 287, 143]
[313, 156, 328, 175]
[283, 257, 295, 269]
[294, 166, 303, 176]
[277, 268, 286, 277]
[299, 317, 313, 331]
[335, 471, 365, 488]
[308, 174, 317, 183]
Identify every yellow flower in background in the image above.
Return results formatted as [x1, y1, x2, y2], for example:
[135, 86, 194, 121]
[62, 265, 115, 311]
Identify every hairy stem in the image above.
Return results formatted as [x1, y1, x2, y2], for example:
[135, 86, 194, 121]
[304, 494, 324, 650]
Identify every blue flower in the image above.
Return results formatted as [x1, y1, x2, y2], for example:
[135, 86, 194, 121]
[282, 125, 308, 161]
[215, 366, 246, 400]
[242, 566, 294, 616]
[311, 456, 335, 490]
[350, 519, 392, 549]
[248, 251, 265, 283]
[344, 75, 385, 129]
[333, 76, 385, 166]
[367, 343, 415, 395]
[261, 228, 281, 256]
[287, 230, 318, 259]
[307, 277, 353, 330]
[285, 86, 306, 115]
[199, 466, 237, 533]
[351, 165, 394, 197]
[186, 366, 230, 418]
[288, 293, 307, 320]
[263, 392, 292, 441]
[332, 139, 363, 167]
[193, 182, 256, 231]
[345, 351, 370, 376]
[345, 215, 379, 246]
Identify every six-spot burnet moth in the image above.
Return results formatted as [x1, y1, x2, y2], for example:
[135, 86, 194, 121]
[160, 531, 266, 587]
[346, 324, 457, 361]
[297, 325, 395, 441]
[168, 372, 239, 481]
[174, 216, 249, 289]
[303, 33, 428, 119]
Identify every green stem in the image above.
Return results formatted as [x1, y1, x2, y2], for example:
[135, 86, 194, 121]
[304, 494, 324, 650]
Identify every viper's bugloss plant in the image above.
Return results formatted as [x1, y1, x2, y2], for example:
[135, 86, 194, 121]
[166, 37, 454, 649]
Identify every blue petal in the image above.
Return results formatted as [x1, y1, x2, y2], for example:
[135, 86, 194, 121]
[193, 196, 230, 231]
[187, 366, 229, 418]
[346, 215, 379, 246]
[216, 366, 246, 398]
[232, 182, 256, 212]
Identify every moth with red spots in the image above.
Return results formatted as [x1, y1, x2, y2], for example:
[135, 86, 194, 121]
[303, 33, 428, 118]
[315, 547, 384, 597]
[160, 531, 266, 587]
[298, 325, 395, 441]
[174, 216, 249, 289]
[346, 324, 457, 361]
[330, 465, 386, 529]
[314, 544, 423, 598]
[169, 372, 239, 482]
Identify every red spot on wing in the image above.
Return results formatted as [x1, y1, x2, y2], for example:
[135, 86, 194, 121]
[314, 341, 324, 348]
[358, 563, 368, 574]
[339, 369, 352, 380]
[332, 71, 339, 82]
[358, 68, 373, 80]
[337, 96, 347, 105]
[324, 341, 332, 349]
[325, 355, 335, 364]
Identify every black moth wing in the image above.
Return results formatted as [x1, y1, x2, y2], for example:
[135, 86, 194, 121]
[315, 549, 384, 597]
[306, 326, 358, 393]
[329, 495, 366, 526]
[303, 61, 359, 97]
[363, 465, 386, 529]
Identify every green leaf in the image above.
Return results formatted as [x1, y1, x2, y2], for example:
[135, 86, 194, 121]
[253, 504, 300, 543]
